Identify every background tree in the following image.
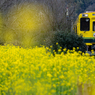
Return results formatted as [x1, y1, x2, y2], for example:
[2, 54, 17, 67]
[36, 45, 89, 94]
[74, 0, 94, 15]
[0, 0, 77, 31]
[0, 0, 77, 46]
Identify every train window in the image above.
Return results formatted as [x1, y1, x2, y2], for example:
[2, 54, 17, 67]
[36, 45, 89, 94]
[80, 18, 90, 31]
[93, 22, 95, 31]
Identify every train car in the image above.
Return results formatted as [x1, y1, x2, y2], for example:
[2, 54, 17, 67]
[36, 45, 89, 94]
[73, 11, 95, 51]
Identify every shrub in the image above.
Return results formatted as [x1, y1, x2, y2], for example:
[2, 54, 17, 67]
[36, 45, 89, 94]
[51, 30, 87, 54]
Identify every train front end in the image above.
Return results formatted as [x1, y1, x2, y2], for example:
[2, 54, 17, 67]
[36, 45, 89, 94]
[74, 11, 95, 50]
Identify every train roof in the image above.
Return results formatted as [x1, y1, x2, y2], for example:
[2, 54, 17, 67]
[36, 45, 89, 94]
[80, 11, 95, 14]
[85, 11, 95, 13]
[74, 11, 95, 26]
[79, 11, 95, 18]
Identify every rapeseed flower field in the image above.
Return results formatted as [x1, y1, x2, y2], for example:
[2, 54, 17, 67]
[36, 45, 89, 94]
[0, 44, 95, 95]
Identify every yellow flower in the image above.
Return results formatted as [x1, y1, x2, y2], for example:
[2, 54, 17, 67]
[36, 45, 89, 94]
[59, 75, 64, 79]
[47, 73, 52, 77]
[51, 89, 56, 93]
[53, 84, 56, 88]
[58, 49, 61, 52]
[56, 42, 58, 45]
[77, 47, 79, 49]
[0, 44, 95, 95]
[50, 45, 52, 48]
[63, 48, 66, 51]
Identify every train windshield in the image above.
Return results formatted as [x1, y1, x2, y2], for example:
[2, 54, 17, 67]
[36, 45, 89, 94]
[80, 18, 90, 31]
[93, 22, 95, 31]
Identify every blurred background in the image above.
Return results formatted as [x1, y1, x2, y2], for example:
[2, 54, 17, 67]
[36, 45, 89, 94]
[0, 0, 94, 47]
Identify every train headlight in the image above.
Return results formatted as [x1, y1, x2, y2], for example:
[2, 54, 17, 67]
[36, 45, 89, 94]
[82, 14, 88, 17]
[93, 33, 95, 37]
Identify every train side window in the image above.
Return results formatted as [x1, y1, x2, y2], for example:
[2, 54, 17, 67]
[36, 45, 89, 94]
[93, 22, 95, 31]
[80, 18, 90, 31]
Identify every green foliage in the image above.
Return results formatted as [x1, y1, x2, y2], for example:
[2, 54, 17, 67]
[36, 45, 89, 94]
[51, 30, 86, 54]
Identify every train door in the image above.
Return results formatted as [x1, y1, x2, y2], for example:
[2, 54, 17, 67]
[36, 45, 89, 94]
[92, 21, 95, 38]
[93, 22, 95, 31]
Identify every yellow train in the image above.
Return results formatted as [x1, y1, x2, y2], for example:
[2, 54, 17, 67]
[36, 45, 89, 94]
[74, 11, 95, 50]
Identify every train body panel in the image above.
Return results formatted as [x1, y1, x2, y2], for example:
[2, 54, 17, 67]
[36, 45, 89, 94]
[74, 11, 95, 47]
